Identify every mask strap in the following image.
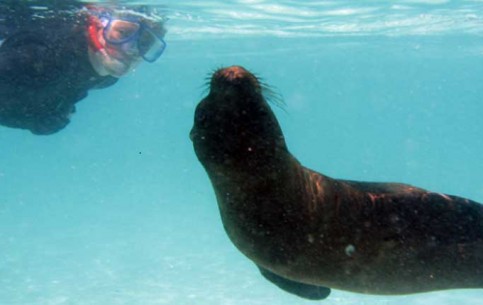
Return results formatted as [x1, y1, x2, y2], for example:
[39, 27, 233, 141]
[87, 16, 105, 53]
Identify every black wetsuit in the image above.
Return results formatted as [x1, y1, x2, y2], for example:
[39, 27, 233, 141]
[0, 12, 118, 135]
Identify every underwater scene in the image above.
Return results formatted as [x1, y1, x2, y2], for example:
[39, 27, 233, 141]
[0, 1, 482, 304]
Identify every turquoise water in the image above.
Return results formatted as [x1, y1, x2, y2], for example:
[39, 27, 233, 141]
[1, 1, 483, 304]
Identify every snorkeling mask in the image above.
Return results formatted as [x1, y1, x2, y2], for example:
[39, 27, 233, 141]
[99, 13, 166, 63]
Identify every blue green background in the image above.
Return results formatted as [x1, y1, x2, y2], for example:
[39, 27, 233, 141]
[1, 1, 482, 304]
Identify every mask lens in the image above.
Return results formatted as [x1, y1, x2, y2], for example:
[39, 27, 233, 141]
[139, 30, 166, 62]
[105, 20, 140, 43]
[137, 30, 155, 55]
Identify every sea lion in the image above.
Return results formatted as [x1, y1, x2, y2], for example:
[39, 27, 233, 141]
[190, 65, 483, 300]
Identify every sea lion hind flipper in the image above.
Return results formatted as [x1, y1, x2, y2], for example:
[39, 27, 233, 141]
[257, 266, 331, 300]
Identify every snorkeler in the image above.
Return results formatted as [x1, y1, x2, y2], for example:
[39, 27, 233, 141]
[0, 5, 167, 135]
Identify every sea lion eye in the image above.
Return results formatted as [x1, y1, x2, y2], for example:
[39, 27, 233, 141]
[195, 109, 207, 125]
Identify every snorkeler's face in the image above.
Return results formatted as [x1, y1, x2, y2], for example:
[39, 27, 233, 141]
[94, 26, 141, 77]
[102, 16, 166, 63]
[100, 28, 140, 60]
[87, 13, 165, 77]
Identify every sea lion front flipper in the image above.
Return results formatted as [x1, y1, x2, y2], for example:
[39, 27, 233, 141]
[257, 266, 331, 300]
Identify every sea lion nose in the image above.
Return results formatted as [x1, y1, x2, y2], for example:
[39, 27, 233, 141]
[189, 127, 197, 141]
[219, 66, 248, 81]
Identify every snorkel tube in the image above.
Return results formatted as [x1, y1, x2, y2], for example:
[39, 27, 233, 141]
[87, 16, 104, 52]
[86, 7, 110, 58]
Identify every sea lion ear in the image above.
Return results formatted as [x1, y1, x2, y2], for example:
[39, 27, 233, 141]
[257, 266, 331, 300]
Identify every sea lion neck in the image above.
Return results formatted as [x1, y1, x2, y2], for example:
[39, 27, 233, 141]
[191, 66, 289, 173]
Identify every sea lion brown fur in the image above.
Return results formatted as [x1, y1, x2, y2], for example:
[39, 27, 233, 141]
[190, 66, 483, 300]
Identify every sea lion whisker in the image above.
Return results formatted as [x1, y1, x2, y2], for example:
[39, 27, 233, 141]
[261, 84, 286, 112]
[205, 69, 218, 82]
[198, 81, 211, 97]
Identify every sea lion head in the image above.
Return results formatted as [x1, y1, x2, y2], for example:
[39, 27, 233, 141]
[190, 66, 288, 171]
